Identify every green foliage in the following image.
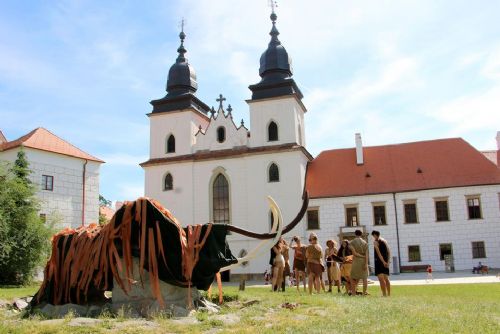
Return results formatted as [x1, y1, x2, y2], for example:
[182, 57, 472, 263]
[99, 194, 111, 207]
[11, 150, 30, 182]
[98, 213, 108, 226]
[46, 210, 64, 230]
[0, 151, 53, 285]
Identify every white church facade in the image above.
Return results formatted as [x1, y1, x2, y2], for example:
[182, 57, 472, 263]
[142, 12, 500, 277]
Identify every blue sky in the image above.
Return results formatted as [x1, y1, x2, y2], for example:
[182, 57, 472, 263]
[1, 0, 499, 202]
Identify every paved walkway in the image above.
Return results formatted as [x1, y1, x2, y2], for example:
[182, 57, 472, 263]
[374, 270, 500, 285]
[227, 270, 500, 287]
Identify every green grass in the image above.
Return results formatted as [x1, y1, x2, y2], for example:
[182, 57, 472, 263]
[0, 284, 40, 301]
[1, 283, 500, 333]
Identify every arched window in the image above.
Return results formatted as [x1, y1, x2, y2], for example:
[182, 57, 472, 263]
[212, 173, 230, 224]
[268, 163, 280, 182]
[164, 173, 173, 191]
[268, 121, 278, 141]
[166, 135, 175, 153]
[217, 127, 226, 143]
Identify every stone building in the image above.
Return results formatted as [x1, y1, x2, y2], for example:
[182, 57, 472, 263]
[0, 127, 104, 228]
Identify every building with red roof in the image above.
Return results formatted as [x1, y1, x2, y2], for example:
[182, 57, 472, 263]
[0, 127, 104, 228]
[304, 134, 500, 272]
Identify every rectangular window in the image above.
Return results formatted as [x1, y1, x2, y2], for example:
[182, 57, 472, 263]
[435, 199, 449, 221]
[345, 206, 359, 227]
[466, 196, 482, 219]
[408, 245, 421, 262]
[39, 213, 46, 224]
[472, 241, 486, 259]
[42, 175, 54, 191]
[373, 204, 387, 225]
[307, 208, 319, 230]
[404, 201, 418, 224]
[439, 243, 453, 261]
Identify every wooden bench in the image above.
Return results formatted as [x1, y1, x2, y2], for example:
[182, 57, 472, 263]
[400, 265, 429, 273]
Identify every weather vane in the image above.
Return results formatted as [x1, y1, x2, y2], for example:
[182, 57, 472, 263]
[269, 0, 278, 14]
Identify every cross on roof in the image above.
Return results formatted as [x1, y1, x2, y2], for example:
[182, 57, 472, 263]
[269, 0, 278, 14]
[216, 94, 226, 110]
[179, 18, 185, 33]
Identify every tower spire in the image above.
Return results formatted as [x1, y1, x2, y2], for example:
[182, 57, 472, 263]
[176, 18, 187, 63]
[248, 1, 303, 101]
[268, 1, 279, 44]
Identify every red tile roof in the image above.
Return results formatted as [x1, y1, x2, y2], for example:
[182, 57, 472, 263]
[0, 127, 104, 163]
[99, 206, 115, 221]
[306, 138, 500, 198]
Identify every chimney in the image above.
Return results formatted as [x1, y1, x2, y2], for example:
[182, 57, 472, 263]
[496, 131, 500, 166]
[355, 133, 364, 165]
[0, 130, 6, 144]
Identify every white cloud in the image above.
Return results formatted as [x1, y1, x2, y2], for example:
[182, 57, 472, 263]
[481, 46, 500, 80]
[431, 85, 500, 134]
[116, 184, 144, 202]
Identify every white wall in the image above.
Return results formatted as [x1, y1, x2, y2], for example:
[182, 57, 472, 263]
[247, 96, 306, 148]
[0, 148, 101, 228]
[194, 109, 248, 151]
[144, 149, 309, 274]
[308, 184, 500, 272]
[149, 109, 209, 158]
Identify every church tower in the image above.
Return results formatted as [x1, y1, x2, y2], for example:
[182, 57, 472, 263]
[148, 26, 210, 159]
[248, 8, 307, 148]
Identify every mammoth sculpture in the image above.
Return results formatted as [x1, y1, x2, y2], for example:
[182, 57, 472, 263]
[30, 193, 309, 314]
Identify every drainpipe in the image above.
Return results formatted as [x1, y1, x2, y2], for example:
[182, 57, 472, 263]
[82, 160, 88, 227]
[392, 192, 401, 273]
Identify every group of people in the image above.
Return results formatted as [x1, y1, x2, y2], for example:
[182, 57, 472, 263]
[268, 230, 392, 297]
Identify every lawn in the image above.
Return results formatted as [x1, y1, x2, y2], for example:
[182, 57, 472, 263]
[1, 283, 499, 333]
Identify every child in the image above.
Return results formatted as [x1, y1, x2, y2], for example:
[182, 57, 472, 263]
[264, 269, 271, 285]
[426, 265, 433, 282]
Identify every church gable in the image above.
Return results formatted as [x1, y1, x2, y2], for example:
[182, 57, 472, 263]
[194, 100, 249, 152]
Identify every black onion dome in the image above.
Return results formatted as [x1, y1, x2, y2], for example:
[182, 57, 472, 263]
[258, 12, 292, 82]
[166, 30, 198, 97]
[248, 10, 302, 101]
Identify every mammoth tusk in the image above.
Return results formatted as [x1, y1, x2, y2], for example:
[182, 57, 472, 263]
[225, 192, 309, 239]
[219, 196, 285, 272]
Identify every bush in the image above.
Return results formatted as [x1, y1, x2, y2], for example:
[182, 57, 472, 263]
[0, 151, 53, 285]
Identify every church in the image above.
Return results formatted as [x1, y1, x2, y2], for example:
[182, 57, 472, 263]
[141, 10, 500, 277]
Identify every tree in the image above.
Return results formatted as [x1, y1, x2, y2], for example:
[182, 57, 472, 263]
[99, 194, 112, 225]
[99, 194, 111, 207]
[0, 150, 53, 285]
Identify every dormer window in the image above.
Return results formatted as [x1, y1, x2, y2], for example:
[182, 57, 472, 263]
[166, 135, 175, 153]
[268, 121, 278, 141]
[217, 127, 226, 143]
